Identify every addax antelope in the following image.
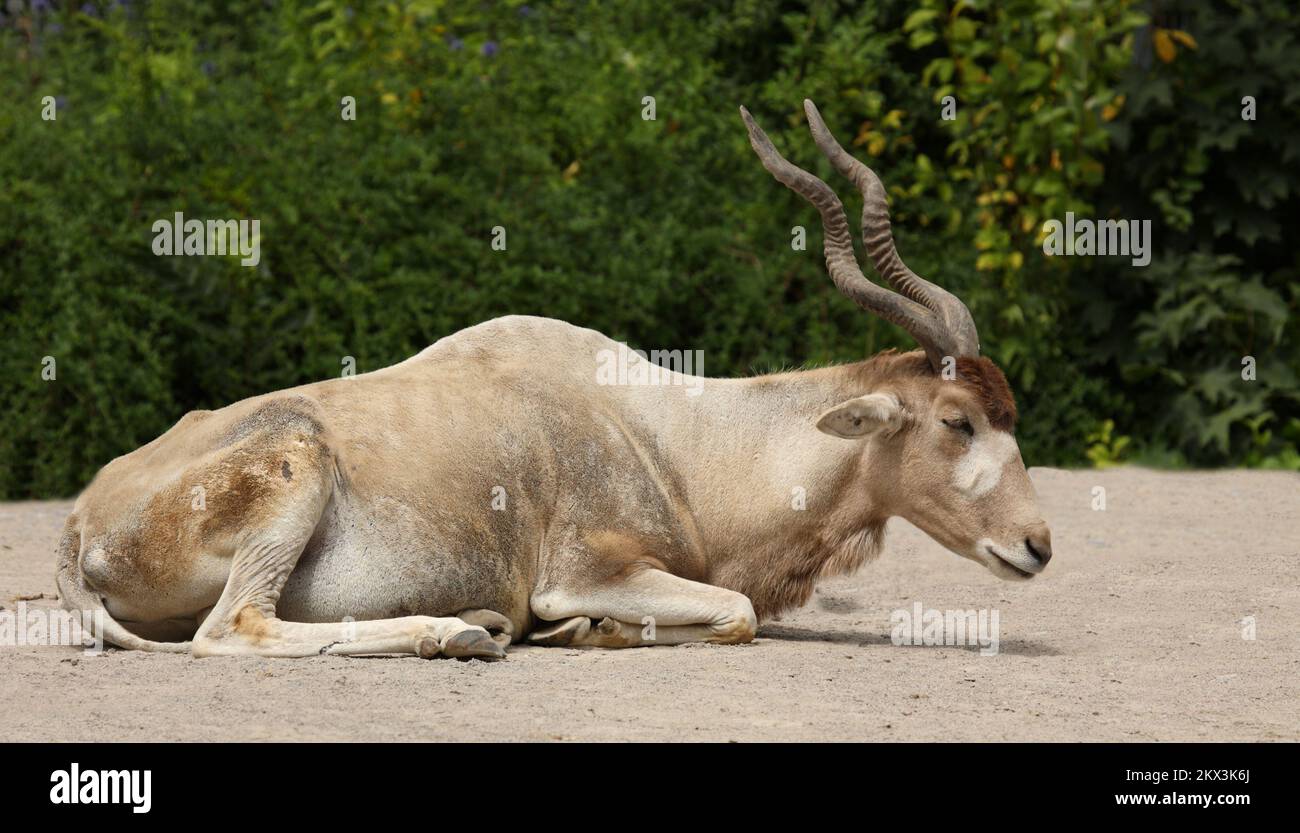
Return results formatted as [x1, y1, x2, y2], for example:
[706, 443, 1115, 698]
[56, 100, 1053, 660]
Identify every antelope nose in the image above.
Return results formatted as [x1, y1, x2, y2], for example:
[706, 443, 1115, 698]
[1025, 524, 1052, 567]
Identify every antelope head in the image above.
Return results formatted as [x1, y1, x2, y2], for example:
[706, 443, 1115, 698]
[742, 100, 1053, 580]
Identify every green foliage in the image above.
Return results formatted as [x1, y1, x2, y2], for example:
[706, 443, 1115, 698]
[1123, 254, 1295, 461]
[1085, 419, 1132, 467]
[1090, 0, 1300, 465]
[0, 0, 1296, 499]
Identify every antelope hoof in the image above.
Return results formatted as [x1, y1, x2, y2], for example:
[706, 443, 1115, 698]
[527, 615, 591, 646]
[443, 627, 507, 660]
[457, 608, 514, 647]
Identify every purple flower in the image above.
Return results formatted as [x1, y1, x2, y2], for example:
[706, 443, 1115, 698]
[47, 21, 62, 34]
[518, 5, 533, 17]
[81, 2, 98, 15]
[201, 60, 216, 76]
[55, 96, 67, 109]
[481, 40, 498, 57]
[447, 36, 464, 51]
[32, 0, 53, 13]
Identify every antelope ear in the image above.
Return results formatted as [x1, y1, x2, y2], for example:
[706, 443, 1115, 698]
[815, 393, 902, 440]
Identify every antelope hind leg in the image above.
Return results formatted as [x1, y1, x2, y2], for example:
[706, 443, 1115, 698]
[195, 530, 505, 659]
[191, 432, 503, 660]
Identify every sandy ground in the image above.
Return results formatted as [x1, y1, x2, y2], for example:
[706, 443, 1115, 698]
[0, 466, 1296, 742]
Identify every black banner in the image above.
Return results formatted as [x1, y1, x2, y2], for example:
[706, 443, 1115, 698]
[0, 741, 1281, 819]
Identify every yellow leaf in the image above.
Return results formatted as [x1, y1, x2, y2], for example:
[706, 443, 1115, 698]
[562, 160, 581, 182]
[1009, 251, 1024, 270]
[882, 109, 905, 130]
[1050, 149, 1062, 171]
[1153, 29, 1176, 63]
[381, 92, 398, 104]
[1170, 29, 1197, 49]
[1101, 93, 1125, 122]
[867, 135, 887, 157]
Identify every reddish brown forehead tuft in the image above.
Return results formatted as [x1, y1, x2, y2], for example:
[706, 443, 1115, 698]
[954, 356, 1018, 432]
[855, 349, 1020, 432]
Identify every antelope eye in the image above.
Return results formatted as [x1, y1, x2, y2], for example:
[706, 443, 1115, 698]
[943, 417, 974, 437]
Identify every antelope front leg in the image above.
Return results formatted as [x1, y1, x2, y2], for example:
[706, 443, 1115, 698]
[527, 568, 757, 648]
